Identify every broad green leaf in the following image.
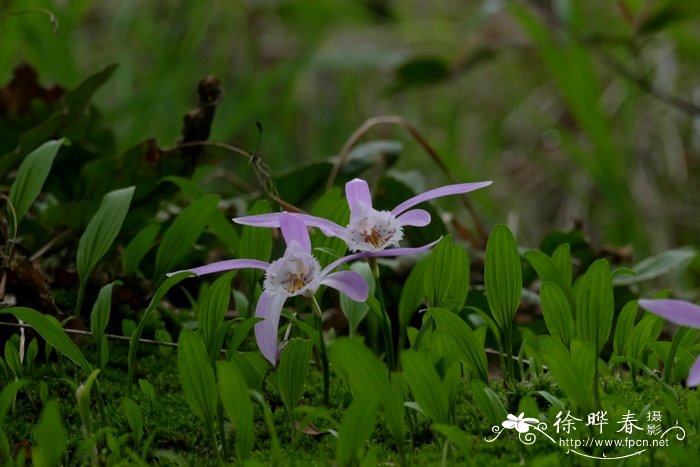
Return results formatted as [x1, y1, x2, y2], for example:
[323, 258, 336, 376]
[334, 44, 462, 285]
[198, 271, 235, 360]
[551, 243, 572, 286]
[340, 262, 375, 335]
[0, 380, 27, 428]
[161, 176, 240, 254]
[227, 317, 262, 355]
[217, 360, 254, 461]
[76, 368, 100, 460]
[613, 301, 638, 357]
[574, 259, 614, 355]
[427, 308, 488, 383]
[122, 223, 161, 276]
[138, 379, 156, 408]
[425, 236, 454, 307]
[2, 307, 91, 371]
[447, 244, 470, 310]
[469, 380, 507, 427]
[32, 400, 67, 467]
[77, 186, 135, 289]
[336, 392, 380, 467]
[328, 338, 405, 451]
[90, 281, 120, 369]
[4, 341, 21, 379]
[399, 258, 429, 328]
[177, 330, 217, 427]
[484, 224, 522, 331]
[539, 281, 574, 348]
[128, 272, 193, 393]
[310, 188, 350, 268]
[239, 200, 273, 292]
[276, 338, 313, 419]
[154, 194, 220, 280]
[122, 397, 143, 448]
[524, 250, 575, 313]
[432, 424, 472, 457]
[402, 350, 449, 424]
[8, 139, 65, 226]
[612, 247, 696, 286]
[626, 314, 663, 376]
[538, 336, 595, 412]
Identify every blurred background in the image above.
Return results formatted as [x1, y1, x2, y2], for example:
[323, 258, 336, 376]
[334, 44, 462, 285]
[2, 0, 699, 259]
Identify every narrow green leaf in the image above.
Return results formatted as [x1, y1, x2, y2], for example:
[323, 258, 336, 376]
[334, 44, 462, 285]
[539, 281, 574, 348]
[198, 271, 235, 360]
[427, 308, 488, 383]
[469, 380, 507, 426]
[340, 262, 375, 335]
[217, 360, 254, 461]
[402, 350, 449, 424]
[613, 300, 638, 357]
[8, 139, 65, 226]
[551, 243, 572, 286]
[32, 400, 67, 467]
[2, 307, 91, 371]
[336, 392, 380, 467]
[432, 424, 472, 457]
[399, 259, 429, 328]
[77, 186, 136, 288]
[227, 317, 263, 355]
[177, 330, 217, 426]
[0, 380, 27, 427]
[612, 247, 696, 286]
[525, 250, 575, 312]
[154, 194, 220, 280]
[277, 338, 313, 419]
[122, 223, 161, 276]
[128, 272, 193, 393]
[484, 225, 522, 331]
[90, 281, 120, 369]
[138, 379, 156, 407]
[4, 341, 22, 379]
[574, 259, 614, 355]
[538, 336, 595, 412]
[122, 397, 143, 448]
[425, 235, 455, 307]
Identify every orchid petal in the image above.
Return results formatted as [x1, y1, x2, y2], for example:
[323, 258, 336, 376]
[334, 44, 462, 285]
[687, 356, 700, 387]
[279, 213, 311, 253]
[166, 259, 269, 277]
[234, 212, 346, 238]
[638, 299, 700, 328]
[346, 178, 373, 223]
[397, 209, 431, 227]
[320, 271, 369, 302]
[322, 238, 440, 275]
[391, 181, 493, 216]
[254, 291, 287, 365]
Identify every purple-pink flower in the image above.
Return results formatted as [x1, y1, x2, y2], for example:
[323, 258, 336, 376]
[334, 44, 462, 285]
[168, 213, 435, 364]
[638, 298, 700, 387]
[234, 178, 492, 253]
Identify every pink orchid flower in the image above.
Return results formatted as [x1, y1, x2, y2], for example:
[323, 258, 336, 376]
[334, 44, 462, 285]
[233, 177, 492, 252]
[638, 298, 700, 387]
[168, 213, 436, 364]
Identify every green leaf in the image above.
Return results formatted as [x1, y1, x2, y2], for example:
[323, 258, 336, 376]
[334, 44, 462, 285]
[425, 236, 455, 307]
[336, 392, 380, 467]
[328, 338, 405, 451]
[537, 336, 595, 412]
[539, 281, 574, 348]
[626, 314, 663, 375]
[525, 249, 575, 312]
[391, 55, 450, 92]
[4, 340, 22, 379]
[177, 330, 217, 427]
[32, 400, 67, 467]
[613, 300, 638, 357]
[551, 243, 572, 286]
[612, 247, 696, 286]
[138, 379, 156, 407]
[122, 223, 161, 276]
[122, 397, 144, 448]
[227, 317, 262, 355]
[574, 259, 614, 355]
[239, 200, 273, 292]
[0, 380, 27, 428]
[340, 262, 375, 335]
[198, 271, 235, 360]
[161, 176, 240, 254]
[432, 424, 472, 457]
[484, 224, 522, 332]
[8, 139, 65, 226]
[90, 281, 120, 369]
[401, 350, 449, 424]
[154, 194, 220, 280]
[217, 360, 254, 461]
[399, 258, 429, 328]
[2, 307, 91, 371]
[276, 338, 313, 419]
[128, 272, 193, 393]
[427, 308, 488, 383]
[469, 380, 507, 427]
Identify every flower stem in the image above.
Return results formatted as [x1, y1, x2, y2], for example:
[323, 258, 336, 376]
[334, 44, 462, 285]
[369, 258, 396, 371]
[309, 296, 330, 405]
